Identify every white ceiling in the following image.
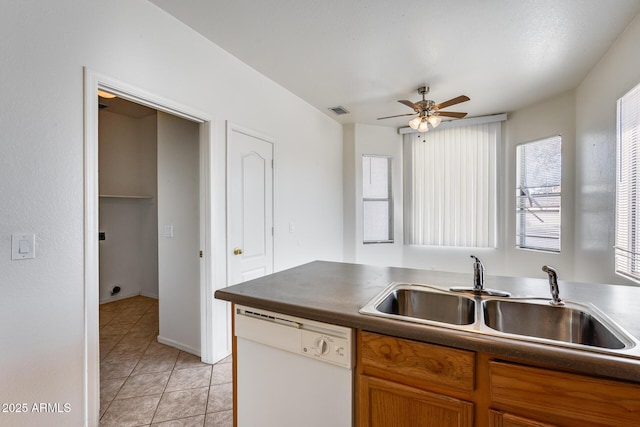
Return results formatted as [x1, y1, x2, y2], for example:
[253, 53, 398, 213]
[149, 0, 640, 129]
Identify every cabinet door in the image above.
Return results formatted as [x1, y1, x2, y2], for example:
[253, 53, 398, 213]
[489, 410, 557, 427]
[358, 375, 473, 427]
[489, 360, 640, 426]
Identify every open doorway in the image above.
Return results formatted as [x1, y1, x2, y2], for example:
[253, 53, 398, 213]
[84, 69, 222, 425]
[97, 95, 202, 349]
[97, 95, 211, 421]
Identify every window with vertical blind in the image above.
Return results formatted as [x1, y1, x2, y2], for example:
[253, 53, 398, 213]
[404, 122, 498, 247]
[615, 82, 640, 282]
[516, 136, 562, 252]
[362, 155, 393, 243]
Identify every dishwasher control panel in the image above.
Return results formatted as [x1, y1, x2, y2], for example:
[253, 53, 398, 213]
[301, 330, 351, 368]
[235, 305, 354, 369]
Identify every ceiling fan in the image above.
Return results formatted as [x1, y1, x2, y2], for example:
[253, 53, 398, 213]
[377, 86, 470, 132]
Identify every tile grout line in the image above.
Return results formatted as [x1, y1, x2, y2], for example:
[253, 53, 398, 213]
[100, 297, 158, 422]
[99, 302, 133, 421]
[99, 296, 233, 426]
[123, 300, 163, 424]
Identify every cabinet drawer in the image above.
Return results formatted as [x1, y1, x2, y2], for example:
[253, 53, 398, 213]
[359, 331, 475, 392]
[489, 410, 557, 427]
[490, 360, 640, 426]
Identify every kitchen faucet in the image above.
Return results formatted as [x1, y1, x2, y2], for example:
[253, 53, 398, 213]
[450, 255, 510, 297]
[542, 265, 563, 305]
[471, 255, 484, 291]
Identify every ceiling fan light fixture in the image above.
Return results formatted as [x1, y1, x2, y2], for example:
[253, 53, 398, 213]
[417, 118, 429, 132]
[427, 115, 442, 128]
[378, 87, 470, 130]
[409, 116, 422, 130]
[97, 89, 117, 99]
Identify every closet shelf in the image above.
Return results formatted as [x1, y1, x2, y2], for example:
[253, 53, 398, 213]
[99, 194, 153, 199]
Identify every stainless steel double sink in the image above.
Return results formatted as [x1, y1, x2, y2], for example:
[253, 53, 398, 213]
[359, 282, 639, 355]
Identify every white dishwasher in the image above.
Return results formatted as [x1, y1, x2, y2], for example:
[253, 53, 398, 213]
[234, 305, 354, 427]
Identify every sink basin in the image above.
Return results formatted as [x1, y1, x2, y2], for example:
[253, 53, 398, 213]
[360, 283, 475, 326]
[360, 282, 638, 355]
[483, 299, 632, 350]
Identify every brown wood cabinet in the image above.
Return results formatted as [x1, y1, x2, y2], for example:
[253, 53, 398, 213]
[359, 375, 473, 427]
[357, 330, 475, 427]
[488, 410, 557, 427]
[488, 360, 640, 426]
[357, 330, 640, 427]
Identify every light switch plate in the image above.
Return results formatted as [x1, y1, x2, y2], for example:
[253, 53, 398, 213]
[12, 234, 35, 260]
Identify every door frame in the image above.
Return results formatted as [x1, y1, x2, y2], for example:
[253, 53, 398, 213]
[83, 68, 216, 425]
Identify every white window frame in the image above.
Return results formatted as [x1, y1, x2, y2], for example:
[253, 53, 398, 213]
[615, 81, 640, 283]
[362, 154, 394, 244]
[515, 135, 562, 253]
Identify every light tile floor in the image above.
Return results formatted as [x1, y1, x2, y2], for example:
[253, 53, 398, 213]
[99, 296, 233, 427]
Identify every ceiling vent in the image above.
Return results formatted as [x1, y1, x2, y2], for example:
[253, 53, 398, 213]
[329, 106, 349, 115]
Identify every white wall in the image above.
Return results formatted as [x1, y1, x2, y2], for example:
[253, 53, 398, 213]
[273, 115, 344, 270]
[157, 111, 201, 355]
[400, 96, 576, 279]
[501, 90, 576, 280]
[138, 115, 160, 298]
[0, 1, 343, 426]
[344, 124, 403, 266]
[343, 125, 356, 262]
[574, 14, 640, 286]
[98, 111, 158, 197]
[98, 110, 158, 302]
[345, 90, 580, 283]
[346, 14, 640, 286]
[345, 110, 574, 277]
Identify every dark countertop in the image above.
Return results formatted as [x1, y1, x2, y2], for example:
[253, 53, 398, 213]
[215, 260, 640, 382]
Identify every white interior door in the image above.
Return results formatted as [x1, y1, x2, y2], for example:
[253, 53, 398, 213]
[157, 111, 201, 354]
[227, 124, 274, 285]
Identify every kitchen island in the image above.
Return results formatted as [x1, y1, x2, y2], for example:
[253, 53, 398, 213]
[215, 261, 640, 426]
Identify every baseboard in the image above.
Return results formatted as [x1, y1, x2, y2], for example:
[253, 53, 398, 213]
[157, 335, 200, 357]
[99, 290, 141, 304]
[211, 351, 232, 365]
[139, 291, 158, 299]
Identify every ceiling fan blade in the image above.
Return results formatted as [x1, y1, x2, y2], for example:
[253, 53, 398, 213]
[437, 111, 468, 119]
[377, 113, 417, 120]
[398, 100, 420, 111]
[435, 95, 470, 110]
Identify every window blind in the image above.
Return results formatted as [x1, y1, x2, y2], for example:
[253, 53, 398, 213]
[516, 136, 562, 252]
[615, 82, 640, 282]
[363, 155, 393, 243]
[404, 122, 498, 247]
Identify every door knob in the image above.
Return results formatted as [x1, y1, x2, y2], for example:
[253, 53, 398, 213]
[233, 247, 243, 255]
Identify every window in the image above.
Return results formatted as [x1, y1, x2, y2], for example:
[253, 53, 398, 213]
[404, 122, 498, 247]
[362, 155, 393, 243]
[615, 82, 640, 282]
[516, 136, 562, 252]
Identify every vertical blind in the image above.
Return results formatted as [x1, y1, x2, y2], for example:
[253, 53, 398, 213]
[404, 122, 498, 247]
[516, 136, 562, 252]
[616, 82, 640, 282]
